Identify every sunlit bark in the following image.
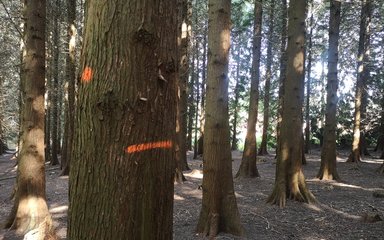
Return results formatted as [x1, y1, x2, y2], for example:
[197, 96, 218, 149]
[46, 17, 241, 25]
[348, 0, 372, 163]
[267, 0, 315, 207]
[196, 0, 243, 236]
[236, 0, 263, 178]
[318, 0, 341, 181]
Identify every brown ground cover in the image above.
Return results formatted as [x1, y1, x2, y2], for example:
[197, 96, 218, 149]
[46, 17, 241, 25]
[1, 149, 383, 239]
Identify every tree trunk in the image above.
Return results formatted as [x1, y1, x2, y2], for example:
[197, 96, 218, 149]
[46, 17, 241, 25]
[50, 0, 60, 166]
[236, 0, 262, 178]
[5, 0, 54, 237]
[61, 0, 76, 175]
[187, 41, 196, 151]
[68, 1, 177, 239]
[348, 0, 372, 162]
[305, 0, 314, 154]
[193, 40, 201, 159]
[267, 0, 315, 208]
[198, 28, 207, 156]
[259, 0, 275, 156]
[175, 0, 191, 182]
[196, 0, 243, 237]
[318, 0, 341, 181]
[276, 0, 287, 156]
[231, 47, 241, 151]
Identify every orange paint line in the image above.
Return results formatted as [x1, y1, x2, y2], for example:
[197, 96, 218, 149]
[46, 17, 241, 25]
[126, 140, 173, 153]
[81, 66, 93, 82]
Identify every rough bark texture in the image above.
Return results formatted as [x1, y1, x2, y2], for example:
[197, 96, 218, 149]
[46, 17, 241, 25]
[5, 0, 54, 236]
[348, 0, 372, 163]
[236, 0, 262, 178]
[259, 0, 275, 156]
[267, 0, 315, 208]
[317, 0, 341, 181]
[61, 0, 76, 176]
[196, 0, 243, 237]
[68, 1, 178, 239]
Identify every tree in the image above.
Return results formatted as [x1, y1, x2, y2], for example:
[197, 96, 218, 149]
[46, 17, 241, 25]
[61, 0, 77, 175]
[348, 0, 372, 162]
[5, 0, 55, 236]
[236, 0, 262, 178]
[304, 0, 314, 154]
[259, 0, 275, 156]
[317, 0, 341, 181]
[175, 0, 192, 182]
[68, 0, 178, 238]
[50, 0, 61, 166]
[267, 0, 315, 207]
[196, 0, 243, 237]
[276, 0, 288, 155]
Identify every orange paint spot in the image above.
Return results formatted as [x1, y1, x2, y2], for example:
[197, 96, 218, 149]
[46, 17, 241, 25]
[126, 140, 173, 153]
[81, 67, 93, 82]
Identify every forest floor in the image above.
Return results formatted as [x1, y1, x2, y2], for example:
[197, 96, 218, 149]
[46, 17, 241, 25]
[0, 149, 384, 239]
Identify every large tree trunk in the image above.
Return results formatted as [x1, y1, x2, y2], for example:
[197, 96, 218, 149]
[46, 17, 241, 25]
[348, 0, 372, 162]
[236, 0, 262, 178]
[61, 0, 77, 175]
[196, 0, 243, 237]
[68, 1, 177, 239]
[317, 0, 341, 181]
[259, 0, 275, 156]
[267, 0, 315, 208]
[5, 0, 54, 237]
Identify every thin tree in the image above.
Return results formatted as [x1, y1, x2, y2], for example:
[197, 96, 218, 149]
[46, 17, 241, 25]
[61, 0, 76, 175]
[267, 0, 315, 207]
[317, 0, 341, 181]
[259, 0, 275, 156]
[5, 0, 55, 236]
[50, 0, 60, 166]
[304, 0, 314, 154]
[348, 0, 372, 162]
[236, 0, 262, 178]
[68, 0, 178, 238]
[196, 0, 243, 237]
[276, 0, 287, 156]
[175, 0, 191, 182]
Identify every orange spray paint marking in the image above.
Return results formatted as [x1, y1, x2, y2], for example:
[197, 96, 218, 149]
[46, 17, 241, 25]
[81, 67, 93, 83]
[126, 140, 173, 153]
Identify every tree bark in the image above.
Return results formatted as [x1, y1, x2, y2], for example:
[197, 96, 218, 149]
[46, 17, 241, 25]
[50, 0, 60, 166]
[267, 0, 315, 207]
[5, 0, 54, 237]
[175, 0, 191, 182]
[236, 0, 262, 178]
[317, 0, 341, 181]
[276, 0, 287, 156]
[61, 0, 77, 175]
[68, 0, 178, 239]
[348, 0, 372, 162]
[304, 0, 314, 154]
[196, 0, 243, 237]
[259, 0, 275, 156]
